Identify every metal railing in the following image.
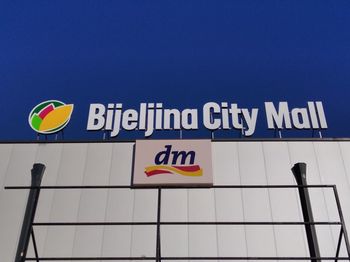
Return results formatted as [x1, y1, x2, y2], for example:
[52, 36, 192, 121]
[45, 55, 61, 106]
[5, 164, 350, 261]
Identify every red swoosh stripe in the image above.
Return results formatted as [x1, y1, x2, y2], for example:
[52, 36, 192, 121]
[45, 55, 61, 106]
[146, 169, 172, 176]
[38, 104, 55, 119]
[172, 165, 201, 172]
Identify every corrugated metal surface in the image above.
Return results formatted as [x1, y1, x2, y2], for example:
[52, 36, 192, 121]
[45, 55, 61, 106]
[0, 141, 349, 261]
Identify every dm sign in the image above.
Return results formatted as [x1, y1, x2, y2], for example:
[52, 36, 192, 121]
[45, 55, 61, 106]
[133, 140, 213, 186]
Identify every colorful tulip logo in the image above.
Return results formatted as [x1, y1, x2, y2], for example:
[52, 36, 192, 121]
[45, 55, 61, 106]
[28, 100, 74, 134]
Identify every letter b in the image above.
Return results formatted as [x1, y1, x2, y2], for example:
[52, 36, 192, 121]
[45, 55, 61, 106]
[87, 104, 106, 130]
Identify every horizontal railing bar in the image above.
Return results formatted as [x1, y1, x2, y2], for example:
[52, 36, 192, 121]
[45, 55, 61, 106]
[25, 256, 350, 260]
[33, 221, 342, 226]
[5, 184, 336, 190]
[34, 222, 156, 226]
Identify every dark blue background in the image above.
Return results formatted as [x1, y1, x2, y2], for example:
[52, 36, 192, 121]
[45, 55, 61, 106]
[1, 1, 349, 141]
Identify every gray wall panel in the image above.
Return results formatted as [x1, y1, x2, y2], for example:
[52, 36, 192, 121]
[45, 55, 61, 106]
[0, 144, 12, 188]
[237, 142, 277, 258]
[212, 142, 239, 184]
[102, 188, 134, 257]
[339, 142, 350, 186]
[72, 143, 113, 258]
[338, 142, 350, 256]
[262, 142, 308, 258]
[131, 189, 158, 257]
[42, 143, 88, 258]
[314, 142, 350, 257]
[1, 141, 350, 261]
[188, 189, 218, 258]
[102, 143, 134, 258]
[110, 143, 134, 185]
[212, 142, 247, 259]
[0, 144, 38, 261]
[161, 189, 189, 260]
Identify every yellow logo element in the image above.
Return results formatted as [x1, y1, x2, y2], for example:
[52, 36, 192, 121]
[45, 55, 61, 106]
[29, 100, 74, 134]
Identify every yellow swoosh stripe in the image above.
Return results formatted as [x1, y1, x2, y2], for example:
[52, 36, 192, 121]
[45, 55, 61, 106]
[145, 165, 203, 177]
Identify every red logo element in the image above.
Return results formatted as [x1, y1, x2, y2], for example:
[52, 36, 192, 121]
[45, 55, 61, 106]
[145, 165, 202, 177]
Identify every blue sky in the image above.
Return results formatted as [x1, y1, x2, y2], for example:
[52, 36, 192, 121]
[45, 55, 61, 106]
[1, 1, 350, 140]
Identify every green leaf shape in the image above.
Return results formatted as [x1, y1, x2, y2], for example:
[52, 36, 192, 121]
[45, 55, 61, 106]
[31, 114, 42, 130]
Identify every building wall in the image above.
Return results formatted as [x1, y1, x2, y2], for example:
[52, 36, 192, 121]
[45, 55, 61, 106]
[0, 141, 350, 261]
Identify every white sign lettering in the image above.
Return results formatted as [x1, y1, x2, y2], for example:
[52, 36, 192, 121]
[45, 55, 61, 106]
[86, 101, 328, 137]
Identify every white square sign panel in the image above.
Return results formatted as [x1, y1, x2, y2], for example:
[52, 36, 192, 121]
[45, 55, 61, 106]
[133, 140, 213, 186]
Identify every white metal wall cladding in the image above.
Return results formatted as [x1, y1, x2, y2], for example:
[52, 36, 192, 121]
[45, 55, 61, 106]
[0, 141, 350, 261]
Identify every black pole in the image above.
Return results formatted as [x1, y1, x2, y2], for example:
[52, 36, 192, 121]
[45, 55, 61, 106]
[156, 187, 162, 262]
[291, 162, 321, 262]
[15, 163, 46, 262]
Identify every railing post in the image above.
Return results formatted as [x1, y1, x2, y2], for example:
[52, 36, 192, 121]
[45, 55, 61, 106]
[15, 163, 45, 262]
[291, 162, 321, 262]
[333, 185, 350, 260]
[156, 187, 162, 262]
